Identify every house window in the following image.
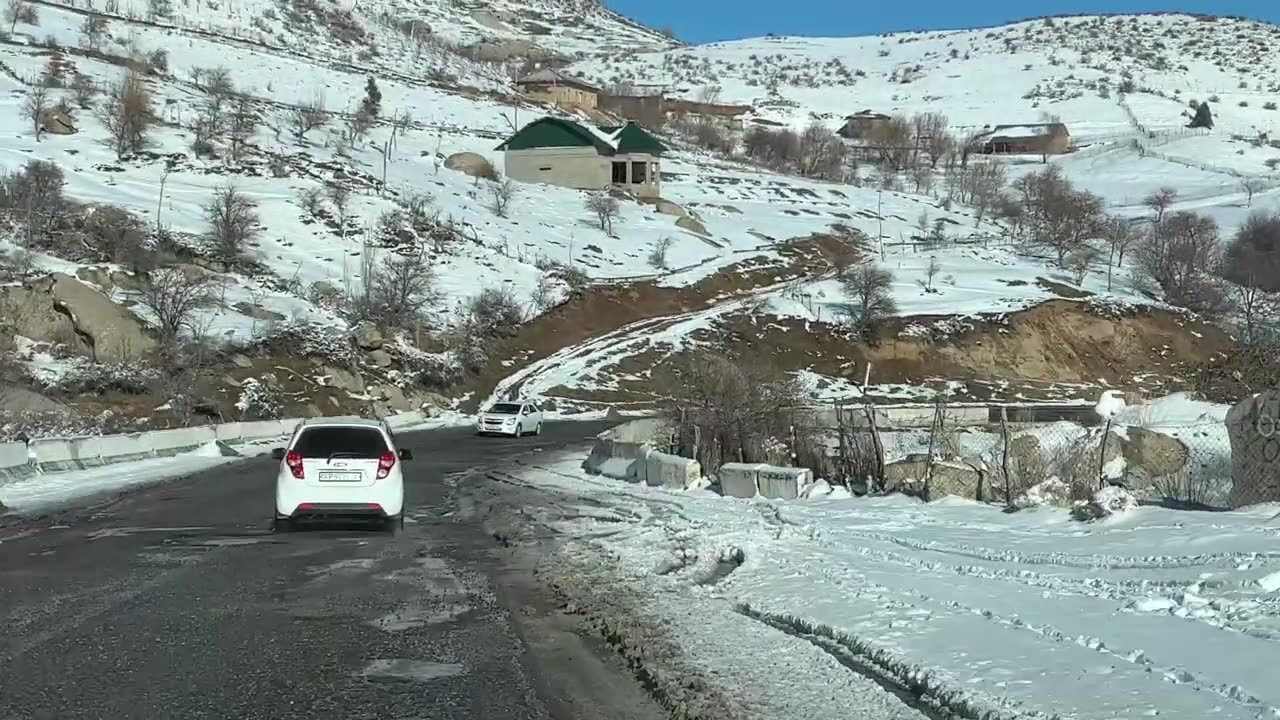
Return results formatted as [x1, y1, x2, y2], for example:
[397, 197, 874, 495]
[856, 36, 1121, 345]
[631, 161, 647, 184]
[611, 161, 628, 183]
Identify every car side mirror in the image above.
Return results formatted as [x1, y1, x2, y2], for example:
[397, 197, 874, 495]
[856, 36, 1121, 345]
[398, 448, 413, 461]
[271, 447, 286, 460]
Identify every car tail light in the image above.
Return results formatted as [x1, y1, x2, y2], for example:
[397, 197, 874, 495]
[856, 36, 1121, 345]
[285, 451, 304, 479]
[376, 452, 396, 479]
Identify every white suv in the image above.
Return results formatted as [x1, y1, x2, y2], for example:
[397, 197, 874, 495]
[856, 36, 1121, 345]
[271, 417, 410, 533]
[476, 401, 544, 437]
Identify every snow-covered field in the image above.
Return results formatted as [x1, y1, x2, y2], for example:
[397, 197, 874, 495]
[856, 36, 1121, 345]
[501, 451, 1280, 720]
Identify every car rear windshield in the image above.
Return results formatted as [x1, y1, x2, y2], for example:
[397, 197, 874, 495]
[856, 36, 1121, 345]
[490, 403, 521, 414]
[291, 427, 389, 458]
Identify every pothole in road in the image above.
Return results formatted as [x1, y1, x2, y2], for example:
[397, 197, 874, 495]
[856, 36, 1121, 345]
[360, 659, 465, 683]
[369, 604, 473, 632]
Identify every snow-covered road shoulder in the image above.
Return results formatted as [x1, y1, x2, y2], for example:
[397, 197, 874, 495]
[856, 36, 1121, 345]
[496, 452, 1280, 720]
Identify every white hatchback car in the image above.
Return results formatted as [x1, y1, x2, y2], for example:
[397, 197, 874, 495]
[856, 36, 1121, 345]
[271, 417, 411, 533]
[476, 401, 544, 437]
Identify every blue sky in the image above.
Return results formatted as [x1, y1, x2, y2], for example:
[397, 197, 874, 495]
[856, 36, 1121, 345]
[604, 0, 1280, 43]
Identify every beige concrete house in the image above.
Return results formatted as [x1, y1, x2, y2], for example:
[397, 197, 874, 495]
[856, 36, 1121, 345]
[496, 117, 667, 198]
[837, 110, 892, 139]
[514, 68, 601, 111]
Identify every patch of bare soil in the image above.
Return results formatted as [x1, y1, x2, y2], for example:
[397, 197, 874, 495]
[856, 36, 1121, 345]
[461, 234, 849, 411]
[545, 300, 1232, 406]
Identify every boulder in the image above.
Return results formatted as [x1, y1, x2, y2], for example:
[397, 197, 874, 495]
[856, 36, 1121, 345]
[230, 353, 254, 369]
[40, 109, 76, 135]
[233, 302, 286, 322]
[353, 323, 383, 350]
[319, 365, 364, 394]
[1072, 485, 1138, 521]
[1013, 477, 1072, 509]
[675, 215, 710, 237]
[884, 455, 982, 500]
[0, 385, 65, 413]
[655, 199, 688, 218]
[444, 152, 495, 179]
[1226, 391, 1280, 508]
[381, 385, 414, 412]
[1120, 427, 1189, 493]
[0, 273, 155, 362]
[367, 349, 393, 368]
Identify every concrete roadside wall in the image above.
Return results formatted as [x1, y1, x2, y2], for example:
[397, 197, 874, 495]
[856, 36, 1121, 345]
[582, 418, 704, 489]
[0, 442, 33, 483]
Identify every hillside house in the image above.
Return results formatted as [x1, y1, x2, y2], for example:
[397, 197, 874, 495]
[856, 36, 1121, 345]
[837, 110, 891, 139]
[496, 117, 667, 198]
[515, 68, 601, 111]
[973, 123, 1071, 156]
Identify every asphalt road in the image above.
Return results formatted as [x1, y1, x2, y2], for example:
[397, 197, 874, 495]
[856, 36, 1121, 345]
[0, 420, 662, 720]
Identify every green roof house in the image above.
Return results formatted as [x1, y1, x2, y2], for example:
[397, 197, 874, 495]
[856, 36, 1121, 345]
[495, 117, 667, 198]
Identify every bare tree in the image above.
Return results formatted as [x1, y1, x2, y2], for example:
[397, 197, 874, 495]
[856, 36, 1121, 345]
[1136, 210, 1228, 312]
[919, 255, 942, 292]
[1241, 177, 1265, 208]
[327, 182, 351, 237]
[5, 0, 31, 33]
[136, 267, 216, 341]
[23, 85, 48, 137]
[840, 263, 897, 336]
[204, 184, 260, 260]
[291, 93, 329, 141]
[1067, 245, 1096, 284]
[1143, 186, 1177, 226]
[913, 112, 948, 166]
[867, 114, 914, 170]
[489, 176, 517, 218]
[585, 192, 620, 234]
[227, 96, 258, 161]
[357, 248, 440, 329]
[97, 69, 152, 158]
[1231, 280, 1280, 346]
[1013, 165, 1104, 262]
[795, 122, 846, 179]
[79, 14, 106, 49]
[910, 162, 934, 195]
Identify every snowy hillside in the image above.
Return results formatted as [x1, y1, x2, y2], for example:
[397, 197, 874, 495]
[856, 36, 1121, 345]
[571, 13, 1280, 230]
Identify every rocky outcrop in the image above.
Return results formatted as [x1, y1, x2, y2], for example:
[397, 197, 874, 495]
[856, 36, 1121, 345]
[675, 215, 710, 237]
[0, 273, 155, 362]
[1119, 426, 1190, 493]
[1227, 390, 1280, 508]
[444, 152, 496, 179]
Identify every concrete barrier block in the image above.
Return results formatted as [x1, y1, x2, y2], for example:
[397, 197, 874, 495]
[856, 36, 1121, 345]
[146, 426, 217, 456]
[607, 418, 669, 444]
[603, 441, 652, 483]
[96, 433, 155, 463]
[718, 462, 764, 498]
[31, 439, 81, 471]
[644, 451, 701, 490]
[0, 442, 30, 470]
[237, 421, 289, 440]
[214, 422, 245, 443]
[757, 465, 814, 500]
[385, 411, 425, 429]
[583, 437, 614, 474]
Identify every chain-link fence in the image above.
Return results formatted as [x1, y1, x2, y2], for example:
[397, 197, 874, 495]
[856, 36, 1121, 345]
[830, 403, 1238, 509]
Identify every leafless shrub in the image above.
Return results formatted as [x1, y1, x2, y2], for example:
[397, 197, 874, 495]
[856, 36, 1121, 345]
[664, 351, 817, 473]
[839, 262, 896, 336]
[296, 186, 323, 216]
[327, 182, 351, 236]
[460, 287, 523, 339]
[136, 267, 217, 341]
[290, 92, 329, 141]
[489, 176, 517, 218]
[68, 73, 97, 109]
[204, 184, 260, 260]
[97, 68, 153, 158]
[1223, 210, 1280, 293]
[6, 0, 35, 31]
[648, 236, 673, 269]
[585, 191, 620, 234]
[1143, 186, 1177, 224]
[0, 159, 65, 242]
[83, 204, 155, 270]
[354, 248, 440, 330]
[1067, 245, 1096, 284]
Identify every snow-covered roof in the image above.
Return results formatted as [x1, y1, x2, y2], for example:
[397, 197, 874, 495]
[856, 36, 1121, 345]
[515, 68, 600, 93]
[983, 123, 1069, 139]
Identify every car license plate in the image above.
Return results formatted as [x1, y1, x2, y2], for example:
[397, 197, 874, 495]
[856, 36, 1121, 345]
[319, 471, 362, 482]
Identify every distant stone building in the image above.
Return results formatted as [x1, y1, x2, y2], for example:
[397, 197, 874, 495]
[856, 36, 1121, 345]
[514, 68, 601, 111]
[497, 117, 667, 198]
[972, 123, 1072, 156]
[837, 110, 892, 139]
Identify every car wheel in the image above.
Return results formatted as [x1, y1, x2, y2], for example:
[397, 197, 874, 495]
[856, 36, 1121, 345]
[383, 514, 401, 534]
[272, 516, 292, 533]
[535, 423, 543, 436]
[515, 423, 523, 438]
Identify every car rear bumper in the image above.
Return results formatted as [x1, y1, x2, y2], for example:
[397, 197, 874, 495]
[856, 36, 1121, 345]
[277, 481, 403, 518]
